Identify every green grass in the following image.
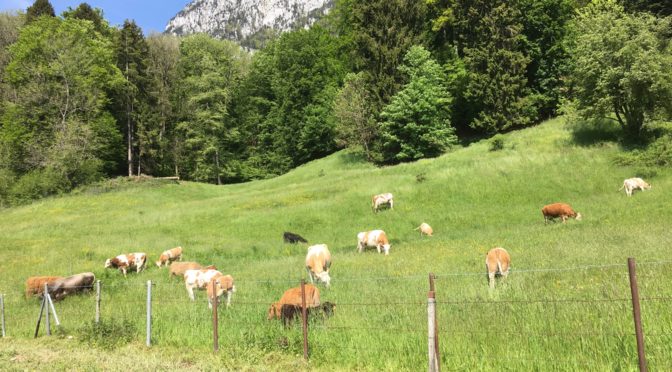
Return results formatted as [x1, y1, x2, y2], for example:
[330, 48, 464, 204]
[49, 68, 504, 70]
[1, 117, 671, 370]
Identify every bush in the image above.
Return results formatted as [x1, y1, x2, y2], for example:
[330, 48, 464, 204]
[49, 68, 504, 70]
[78, 319, 136, 350]
[9, 168, 69, 205]
[614, 135, 672, 168]
[488, 135, 505, 151]
[0, 168, 16, 208]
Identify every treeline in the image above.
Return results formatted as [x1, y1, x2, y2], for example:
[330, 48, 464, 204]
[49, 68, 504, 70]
[1, 0, 671, 206]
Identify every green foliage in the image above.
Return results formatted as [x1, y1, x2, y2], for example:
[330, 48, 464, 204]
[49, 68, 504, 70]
[488, 134, 505, 151]
[25, 0, 55, 24]
[333, 72, 378, 161]
[63, 3, 111, 36]
[8, 167, 68, 205]
[379, 46, 457, 163]
[566, 0, 672, 140]
[614, 134, 672, 167]
[78, 319, 137, 350]
[623, 0, 672, 16]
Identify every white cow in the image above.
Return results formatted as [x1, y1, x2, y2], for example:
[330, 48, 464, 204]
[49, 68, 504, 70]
[184, 269, 222, 301]
[619, 177, 651, 197]
[371, 193, 394, 212]
[305, 244, 332, 287]
[357, 230, 391, 255]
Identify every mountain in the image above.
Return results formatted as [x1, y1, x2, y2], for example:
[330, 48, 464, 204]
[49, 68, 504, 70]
[165, 0, 334, 49]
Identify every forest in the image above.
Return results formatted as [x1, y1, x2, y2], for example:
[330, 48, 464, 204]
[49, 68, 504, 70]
[0, 0, 671, 206]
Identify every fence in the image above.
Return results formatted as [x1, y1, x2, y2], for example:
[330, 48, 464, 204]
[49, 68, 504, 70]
[2, 257, 672, 370]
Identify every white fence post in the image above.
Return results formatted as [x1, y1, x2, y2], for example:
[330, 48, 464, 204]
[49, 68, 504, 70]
[146, 280, 152, 347]
[44, 283, 50, 336]
[1, 294, 5, 337]
[95, 280, 101, 323]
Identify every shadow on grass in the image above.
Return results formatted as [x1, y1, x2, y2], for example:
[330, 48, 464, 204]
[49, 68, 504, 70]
[569, 119, 622, 147]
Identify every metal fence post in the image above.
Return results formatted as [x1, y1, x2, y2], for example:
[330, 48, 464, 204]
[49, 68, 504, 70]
[212, 279, 219, 353]
[1, 294, 6, 337]
[628, 258, 647, 372]
[95, 280, 101, 323]
[428, 273, 440, 372]
[146, 280, 152, 347]
[44, 283, 50, 336]
[34, 295, 46, 338]
[301, 280, 309, 361]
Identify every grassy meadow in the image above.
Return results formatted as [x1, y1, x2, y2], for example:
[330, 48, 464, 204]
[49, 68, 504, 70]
[1, 117, 672, 370]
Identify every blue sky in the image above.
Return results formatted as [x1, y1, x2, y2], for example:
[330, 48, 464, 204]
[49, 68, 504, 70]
[0, 0, 189, 34]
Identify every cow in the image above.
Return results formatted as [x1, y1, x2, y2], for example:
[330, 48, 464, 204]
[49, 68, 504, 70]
[486, 247, 510, 289]
[268, 284, 321, 320]
[305, 244, 332, 287]
[25, 276, 64, 299]
[205, 273, 236, 309]
[104, 253, 147, 277]
[283, 232, 308, 244]
[280, 301, 336, 327]
[184, 269, 234, 306]
[168, 262, 216, 279]
[619, 177, 651, 197]
[541, 203, 582, 224]
[371, 193, 394, 213]
[155, 246, 183, 267]
[48, 272, 95, 301]
[357, 230, 391, 255]
[415, 223, 433, 236]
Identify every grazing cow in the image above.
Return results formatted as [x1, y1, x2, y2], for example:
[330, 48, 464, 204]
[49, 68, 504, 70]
[415, 223, 433, 236]
[268, 284, 321, 320]
[541, 203, 582, 224]
[305, 244, 332, 287]
[205, 273, 236, 309]
[357, 230, 391, 255]
[371, 193, 394, 213]
[48, 272, 95, 301]
[184, 269, 230, 302]
[280, 301, 336, 326]
[283, 232, 308, 244]
[168, 262, 216, 279]
[155, 246, 183, 267]
[104, 253, 147, 277]
[485, 247, 510, 289]
[619, 177, 651, 197]
[25, 276, 64, 299]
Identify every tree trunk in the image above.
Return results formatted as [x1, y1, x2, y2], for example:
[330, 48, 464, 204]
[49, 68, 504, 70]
[214, 149, 221, 185]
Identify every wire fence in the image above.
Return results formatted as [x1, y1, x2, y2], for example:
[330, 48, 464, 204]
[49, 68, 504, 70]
[1, 259, 671, 370]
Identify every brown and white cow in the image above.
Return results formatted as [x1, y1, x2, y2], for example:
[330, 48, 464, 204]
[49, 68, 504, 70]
[619, 177, 651, 197]
[104, 252, 147, 277]
[184, 269, 235, 308]
[357, 230, 391, 255]
[371, 193, 394, 213]
[268, 284, 321, 320]
[415, 223, 433, 236]
[541, 203, 582, 224]
[48, 272, 96, 301]
[485, 247, 510, 289]
[25, 276, 64, 298]
[305, 244, 332, 287]
[155, 246, 183, 267]
[169, 261, 216, 279]
[206, 273, 236, 309]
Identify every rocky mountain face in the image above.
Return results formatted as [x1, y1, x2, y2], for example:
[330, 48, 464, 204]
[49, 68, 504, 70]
[165, 0, 334, 49]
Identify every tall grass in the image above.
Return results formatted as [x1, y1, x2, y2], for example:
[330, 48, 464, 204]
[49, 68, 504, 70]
[1, 118, 671, 370]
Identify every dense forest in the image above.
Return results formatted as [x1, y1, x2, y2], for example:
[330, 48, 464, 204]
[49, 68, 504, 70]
[0, 0, 671, 206]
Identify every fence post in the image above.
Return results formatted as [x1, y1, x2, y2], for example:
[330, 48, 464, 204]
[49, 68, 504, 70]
[46, 292, 60, 327]
[1, 294, 6, 337]
[146, 280, 152, 347]
[34, 294, 46, 338]
[301, 279, 309, 361]
[428, 273, 440, 372]
[628, 258, 647, 372]
[211, 279, 219, 353]
[44, 283, 50, 336]
[95, 280, 101, 323]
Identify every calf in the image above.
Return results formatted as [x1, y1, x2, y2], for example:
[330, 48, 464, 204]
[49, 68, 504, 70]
[155, 246, 183, 267]
[280, 301, 336, 327]
[357, 230, 391, 255]
[25, 276, 63, 298]
[415, 223, 433, 236]
[104, 253, 147, 277]
[619, 177, 651, 197]
[541, 203, 582, 224]
[48, 272, 95, 301]
[485, 247, 510, 289]
[268, 284, 321, 320]
[206, 273, 236, 309]
[305, 244, 332, 287]
[371, 193, 394, 213]
[283, 232, 308, 244]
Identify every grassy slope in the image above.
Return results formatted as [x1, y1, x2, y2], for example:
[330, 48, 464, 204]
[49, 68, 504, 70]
[1, 118, 671, 370]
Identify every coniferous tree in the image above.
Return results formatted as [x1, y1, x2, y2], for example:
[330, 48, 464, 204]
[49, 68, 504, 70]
[63, 3, 110, 36]
[25, 0, 55, 24]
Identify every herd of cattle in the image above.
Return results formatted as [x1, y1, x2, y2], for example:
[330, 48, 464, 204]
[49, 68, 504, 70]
[23, 177, 652, 322]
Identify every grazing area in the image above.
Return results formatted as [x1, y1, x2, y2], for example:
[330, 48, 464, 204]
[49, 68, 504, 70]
[1, 118, 671, 370]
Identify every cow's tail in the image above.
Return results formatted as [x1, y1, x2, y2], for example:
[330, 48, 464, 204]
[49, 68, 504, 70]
[618, 183, 624, 192]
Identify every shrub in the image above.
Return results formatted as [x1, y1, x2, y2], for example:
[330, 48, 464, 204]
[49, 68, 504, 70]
[9, 168, 68, 205]
[488, 135, 505, 151]
[78, 319, 136, 350]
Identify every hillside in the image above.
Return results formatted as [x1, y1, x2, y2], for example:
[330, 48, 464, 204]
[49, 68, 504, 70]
[1, 118, 671, 370]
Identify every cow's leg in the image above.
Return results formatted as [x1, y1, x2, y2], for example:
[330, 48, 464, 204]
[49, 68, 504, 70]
[357, 242, 363, 253]
[389, 200, 393, 209]
[226, 290, 232, 307]
[561, 216, 567, 223]
[488, 272, 495, 289]
[376, 244, 381, 254]
[306, 267, 314, 284]
[186, 285, 195, 301]
[121, 267, 127, 277]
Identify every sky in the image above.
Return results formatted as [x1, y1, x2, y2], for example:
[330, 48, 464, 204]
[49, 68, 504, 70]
[0, 0, 190, 34]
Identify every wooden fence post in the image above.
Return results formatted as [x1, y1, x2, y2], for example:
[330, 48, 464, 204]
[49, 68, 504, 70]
[146, 280, 152, 347]
[1, 294, 5, 337]
[95, 280, 101, 323]
[212, 279, 219, 353]
[628, 258, 647, 372]
[428, 273, 440, 372]
[301, 279, 309, 361]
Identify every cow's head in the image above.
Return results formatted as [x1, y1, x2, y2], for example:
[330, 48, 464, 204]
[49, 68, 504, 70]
[317, 272, 331, 287]
[104, 258, 113, 268]
[383, 244, 391, 255]
[267, 303, 281, 320]
[575, 213, 582, 221]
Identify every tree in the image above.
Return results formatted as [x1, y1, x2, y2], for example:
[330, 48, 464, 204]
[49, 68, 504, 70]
[334, 72, 378, 161]
[623, 0, 672, 17]
[63, 3, 110, 36]
[25, 0, 55, 24]
[378, 46, 457, 163]
[566, 0, 672, 139]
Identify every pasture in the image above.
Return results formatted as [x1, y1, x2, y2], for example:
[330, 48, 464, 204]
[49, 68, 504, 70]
[1, 117, 671, 370]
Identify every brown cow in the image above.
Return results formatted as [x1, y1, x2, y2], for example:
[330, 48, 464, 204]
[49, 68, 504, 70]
[25, 276, 63, 298]
[280, 301, 336, 326]
[155, 246, 183, 267]
[104, 252, 147, 277]
[415, 223, 433, 236]
[268, 284, 321, 320]
[48, 272, 95, 301]
[541, 203, 582, 224]
[168, 262, 216, 279]
[206, 273, 236, 309]
[485, 247, 510, 289]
